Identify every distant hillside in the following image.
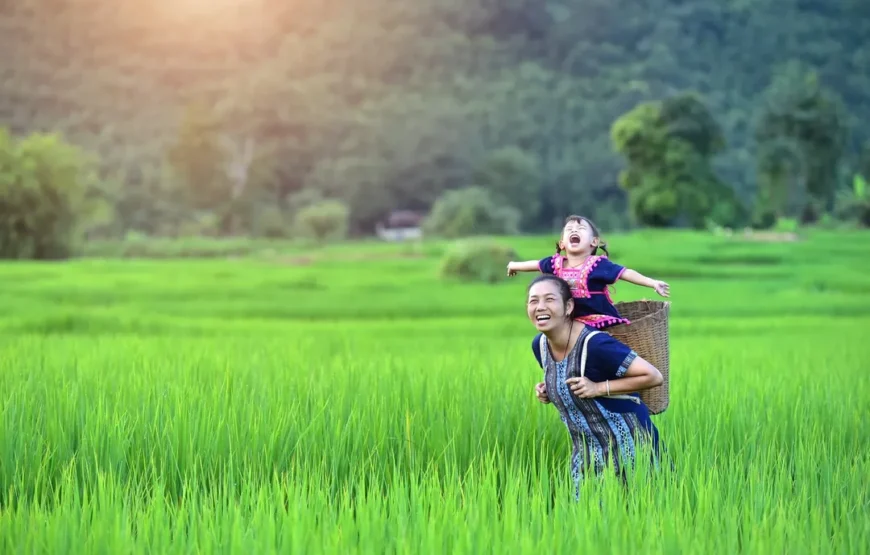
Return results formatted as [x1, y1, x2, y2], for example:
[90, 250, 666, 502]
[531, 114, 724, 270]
[1, 0, 868, 234]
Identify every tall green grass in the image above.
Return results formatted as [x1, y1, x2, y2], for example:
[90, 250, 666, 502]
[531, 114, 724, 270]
[1, 230, 868, 553]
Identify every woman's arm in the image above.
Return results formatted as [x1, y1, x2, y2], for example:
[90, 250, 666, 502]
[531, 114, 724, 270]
[619, 269, 670, 297]
[566, 356, 662, 399]
[564, 333, 664, 399]
[599, 356, 663, 396]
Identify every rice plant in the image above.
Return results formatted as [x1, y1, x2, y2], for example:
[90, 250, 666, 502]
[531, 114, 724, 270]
[0, 230, 867, 553]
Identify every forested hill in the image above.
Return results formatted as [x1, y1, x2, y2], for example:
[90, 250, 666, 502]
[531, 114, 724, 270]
[1, 0, 868, 235]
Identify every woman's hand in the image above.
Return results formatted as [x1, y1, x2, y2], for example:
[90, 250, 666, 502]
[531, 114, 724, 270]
[565, 377, 604, 399]
[535, 382, 550, 403]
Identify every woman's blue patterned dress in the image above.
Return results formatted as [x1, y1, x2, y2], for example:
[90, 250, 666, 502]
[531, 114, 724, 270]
[532, 326, 663, 495]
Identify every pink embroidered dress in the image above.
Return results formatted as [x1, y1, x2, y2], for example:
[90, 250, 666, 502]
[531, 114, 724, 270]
[538, 254, 631, 329]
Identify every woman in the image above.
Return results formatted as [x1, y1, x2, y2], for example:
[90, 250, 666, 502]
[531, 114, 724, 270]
[527, 274, 665, 494]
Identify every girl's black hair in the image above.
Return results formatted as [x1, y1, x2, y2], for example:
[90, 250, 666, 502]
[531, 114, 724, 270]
[527, 274, 574, 316]
[554, 215, 610, 257]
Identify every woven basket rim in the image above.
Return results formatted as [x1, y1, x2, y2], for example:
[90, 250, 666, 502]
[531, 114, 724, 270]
[613, 299, 671, 307]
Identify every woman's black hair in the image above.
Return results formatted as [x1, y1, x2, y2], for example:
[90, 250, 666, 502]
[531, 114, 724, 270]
[554, 215, 610, 257]
[527, 274, 574, 317]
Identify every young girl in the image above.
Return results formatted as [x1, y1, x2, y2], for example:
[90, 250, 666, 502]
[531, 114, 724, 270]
[507, 215, 669, 329]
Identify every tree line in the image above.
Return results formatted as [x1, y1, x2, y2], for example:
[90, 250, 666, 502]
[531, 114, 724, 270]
[0, 0, 868, 257]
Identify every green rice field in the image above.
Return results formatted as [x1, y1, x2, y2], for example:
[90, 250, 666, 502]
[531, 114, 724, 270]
[1, 230, 868, 553]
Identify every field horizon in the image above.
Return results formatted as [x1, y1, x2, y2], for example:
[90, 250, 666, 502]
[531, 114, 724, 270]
[1, 229, 868, 553]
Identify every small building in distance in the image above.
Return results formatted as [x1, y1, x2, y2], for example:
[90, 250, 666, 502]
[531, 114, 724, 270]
[375, 210, 424, 242]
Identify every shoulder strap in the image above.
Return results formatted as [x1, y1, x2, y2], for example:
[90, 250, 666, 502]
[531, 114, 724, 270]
[579, 330, 640, 404]
[538, 333, 549, 368]
[578, 330, 599, 379]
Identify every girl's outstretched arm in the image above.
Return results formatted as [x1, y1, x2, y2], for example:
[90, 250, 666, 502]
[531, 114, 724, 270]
[507, 260, 543, 276]
[619, 269, 670, 297]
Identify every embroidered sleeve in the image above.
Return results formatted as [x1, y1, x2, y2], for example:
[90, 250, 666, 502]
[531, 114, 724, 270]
[592, 257, 626, 284]
[615, 351, 637, 378]
[587, 333, 637, 379]
[538, 256, 556, 274]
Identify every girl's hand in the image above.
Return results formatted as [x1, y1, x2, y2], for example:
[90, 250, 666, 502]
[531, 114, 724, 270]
[507, 262, 517, 277]
[535, 382, 550, 403]
[565, 377, 604, 399]
[654, 280, 670, 297]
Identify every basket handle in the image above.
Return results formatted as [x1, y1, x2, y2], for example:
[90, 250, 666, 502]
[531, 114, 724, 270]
[580, 331, 640, 404]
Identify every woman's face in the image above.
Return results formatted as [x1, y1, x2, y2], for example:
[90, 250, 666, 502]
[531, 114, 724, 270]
[527, 280, 570, 332]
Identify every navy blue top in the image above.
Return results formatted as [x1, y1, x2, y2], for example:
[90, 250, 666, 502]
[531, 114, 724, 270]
[531, 329, 651, 417]
[537, 255, 629, 326]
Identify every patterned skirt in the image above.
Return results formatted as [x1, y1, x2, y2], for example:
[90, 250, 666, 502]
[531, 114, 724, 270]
[575, 314, 631, 329]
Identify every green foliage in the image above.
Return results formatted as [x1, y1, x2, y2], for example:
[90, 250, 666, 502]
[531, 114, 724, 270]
[286, 188, 326, 218]
[858, 142, 870, 183]
[835, 144, 870, 226]
[252, 205, 292, 238]
[176, 212, 221, 238]
[833, 173, 870, 227]
[166, 103, 271, 237]
[293, 199, 350, 243]
[773, 217, 800, 233]
[0, 128, 108, 259]
[1, 1, 869, 237]
[471, 146, 542, 229]
[754, 67, 849, 221]
[611, 93, 741, 229]
[439, 239, 519, 283]
[82, 234, 279, 259]
[854, 174, 867, 200]
[110, 163, 189, 237]
[167, 102, 230, 212]
[423, 187, 520, 239]
[752, 137, 806, 226]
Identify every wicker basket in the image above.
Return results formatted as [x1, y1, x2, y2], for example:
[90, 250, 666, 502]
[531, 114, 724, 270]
[606, 300, 670, 415]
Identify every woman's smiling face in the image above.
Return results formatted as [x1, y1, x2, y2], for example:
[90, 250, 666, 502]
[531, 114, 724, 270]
[527, 279, 572, 332]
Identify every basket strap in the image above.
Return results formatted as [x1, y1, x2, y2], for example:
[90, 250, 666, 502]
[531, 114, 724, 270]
[580, 330, 641, 404]
[578, 330, 598, 379]
[538, 333, 548, 371]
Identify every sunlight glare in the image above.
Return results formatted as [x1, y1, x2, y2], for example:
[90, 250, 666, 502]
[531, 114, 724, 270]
[168, 0, 251, 18]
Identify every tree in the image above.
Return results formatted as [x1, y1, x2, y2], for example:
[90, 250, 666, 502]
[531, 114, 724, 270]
[754, 66, 849, 221]
[294, 199, 350, 243]
[858, 141, 870, 182]
[611, 93, 741, 228]
[303, 156, 393, 235]
[439, 239, 519, 284]
[752, 137, 806, 227]
[833, 144, 870, 227]
[167, 101, 229, 212]
[422, 187, 521, 238]
[471, 146, 542, 229]
[166, 101, 259, 234]
[4, 0, 870, 237]
[0, 128, 109, 259]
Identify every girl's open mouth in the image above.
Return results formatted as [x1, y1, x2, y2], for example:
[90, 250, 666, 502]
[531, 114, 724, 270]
[569, 234, 581, 245]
